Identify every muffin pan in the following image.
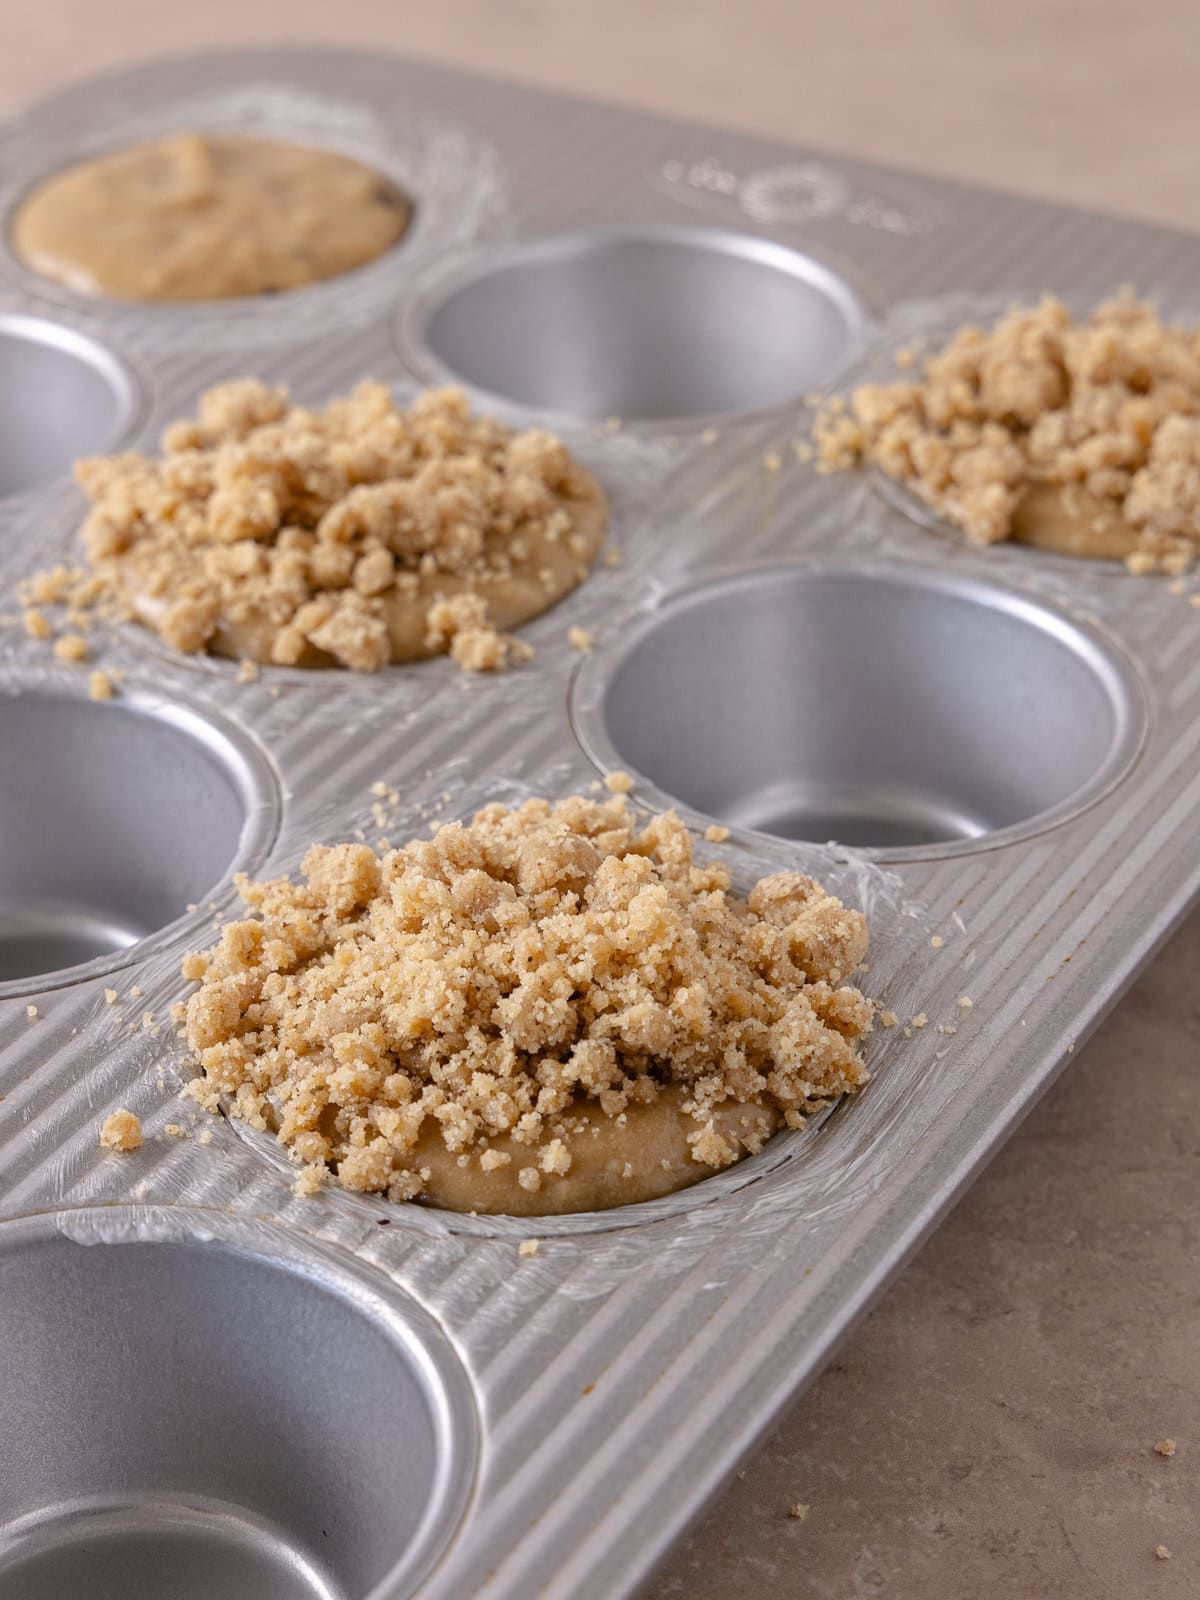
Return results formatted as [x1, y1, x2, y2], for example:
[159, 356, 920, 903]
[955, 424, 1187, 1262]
[0, 313, 142, 497]
[403, 223, 868, 424]
[0, 45, 1198, 1600]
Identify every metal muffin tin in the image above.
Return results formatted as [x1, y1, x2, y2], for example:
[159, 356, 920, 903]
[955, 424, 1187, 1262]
[0, 46, 1198, 1600]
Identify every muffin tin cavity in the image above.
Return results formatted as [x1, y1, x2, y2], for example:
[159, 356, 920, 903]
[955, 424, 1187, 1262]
[0, 314, 141, 497]
[405, 224, 867, 424]
[0, 680, 279, 994]
[572, 562, 1147, 857]
[0, 1210, 477, 1600]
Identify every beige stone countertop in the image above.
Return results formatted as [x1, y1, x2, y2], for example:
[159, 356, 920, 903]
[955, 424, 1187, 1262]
[4, 6, 1198, 1596]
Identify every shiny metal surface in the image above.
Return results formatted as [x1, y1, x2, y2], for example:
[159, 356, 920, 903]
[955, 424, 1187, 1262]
[571, 561, 1149, 859]
[0, 674, 281, 995]
[0, 45, 1197, 1600]
[0, 313, 142, 498]
[0, 1208, 478, 1600]
[404, 224, 868, 424]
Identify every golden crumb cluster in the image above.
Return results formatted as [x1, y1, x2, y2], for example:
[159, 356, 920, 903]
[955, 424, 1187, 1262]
[72, 380, 605, 671]
[182, 796, 872, 1215]
[816, 294, 1200, 572]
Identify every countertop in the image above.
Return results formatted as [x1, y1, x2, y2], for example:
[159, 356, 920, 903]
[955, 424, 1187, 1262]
[4, 6, 1197, 1595]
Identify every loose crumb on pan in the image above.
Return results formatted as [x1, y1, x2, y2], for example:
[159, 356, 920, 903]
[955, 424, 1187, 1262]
[788, 1503, 810, 1521]
[1156, 1546, 1172, 1561]
[103, 988, 118, 1005]
[930, 934, 944, 948]
[88, 670, 115, 701]
[814, 294, 1200, 572]
[24, 1005, 37, 1022]
[100, 1109, 143, 1152]
[604, 770, 634, 794]
[180, 795, 872, 1210]
[879, 1010, 898, 1028]
[958, 994, 974, 1010]
[53, 633, 89, 662]
[704, 824, 731, 843]
[293, 1164, 326, 1198]
[44, 380, 603, 673]
[1154, 1439, 1177, 1457]
[518, 1239, 540, 1257]
[567, 625, 594, 653]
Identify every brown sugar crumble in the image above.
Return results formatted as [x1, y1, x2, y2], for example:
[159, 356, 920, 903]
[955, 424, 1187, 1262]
[1154, 1438, 1177, 1457]
[815, 294, 1200, 572]
[53, 632, 89, 663]
[99, 1109, 143, 1152]
[54, 380, 605, 673]
[181, 795, 873, 1216]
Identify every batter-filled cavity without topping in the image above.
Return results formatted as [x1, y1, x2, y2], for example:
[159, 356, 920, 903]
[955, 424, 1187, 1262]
[181, 797, 873, 1216]
[815, 294, 1200, 574]
[12, 133, 412, 301]
[70, 380, 606, 671]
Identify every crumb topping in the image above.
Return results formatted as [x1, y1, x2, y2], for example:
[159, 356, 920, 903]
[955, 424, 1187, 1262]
[816, 294, 1200, 572]
[99, 1109, 143, 1152]
[66, 380, 605, 671]
[182, 795, 872, 1214]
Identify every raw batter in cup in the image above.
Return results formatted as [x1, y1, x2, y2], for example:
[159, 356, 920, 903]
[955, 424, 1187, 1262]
[181, 796, 873, 1216]
[71, 379, 606, 672]
[11, 132, 411, 301]
[815, 293, 1200, 574]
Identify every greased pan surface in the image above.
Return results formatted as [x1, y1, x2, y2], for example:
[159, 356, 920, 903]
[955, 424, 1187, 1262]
[0, 47, 1198, 1600]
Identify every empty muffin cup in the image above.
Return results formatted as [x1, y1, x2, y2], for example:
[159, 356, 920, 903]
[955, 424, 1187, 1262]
[0, 1208, 477, 1600]
[571, 562, 1147, 857]
[0, 678, 278, 994]
[0, 314, 141, 497]
[404, 224, 867, 424]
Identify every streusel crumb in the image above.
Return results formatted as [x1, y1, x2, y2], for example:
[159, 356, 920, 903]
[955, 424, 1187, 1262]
[815, 294, 1200, 571]
[100, 1109, 143, 1152]
[60, 380, 605, 672]
[182, 796, 872, 1216]
[53, 633, 89, 662]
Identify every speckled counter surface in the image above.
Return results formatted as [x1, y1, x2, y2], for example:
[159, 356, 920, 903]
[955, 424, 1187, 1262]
[4, 7, 1198, 1596]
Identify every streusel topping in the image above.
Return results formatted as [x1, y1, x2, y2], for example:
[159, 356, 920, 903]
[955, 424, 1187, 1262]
[182, 796, 872, 1215]
[816, 294, 1200, 572]
[72, 380, 605, 670]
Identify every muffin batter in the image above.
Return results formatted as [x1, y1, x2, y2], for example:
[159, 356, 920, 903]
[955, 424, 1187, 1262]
[181, 796, 873, 1216]
[11, 132, 412, 301]
[74, 380, 606, 671]
[815, 294, 1200, 573]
